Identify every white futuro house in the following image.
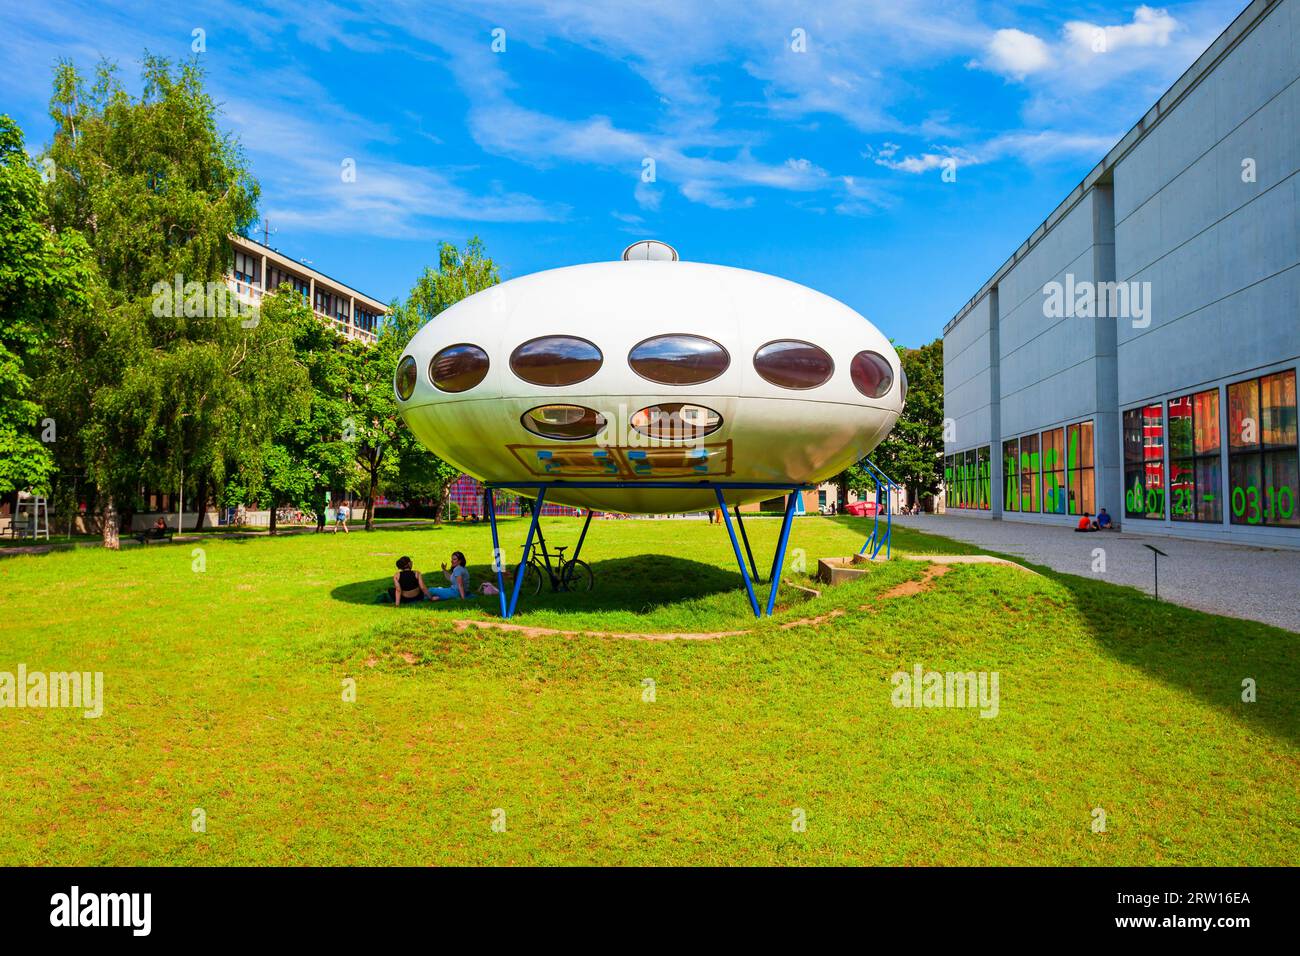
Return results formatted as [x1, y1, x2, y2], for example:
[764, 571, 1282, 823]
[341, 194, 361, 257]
[395, 242, 905, 514]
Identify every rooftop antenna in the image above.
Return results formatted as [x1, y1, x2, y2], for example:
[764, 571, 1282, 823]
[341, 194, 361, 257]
[1142, 543, 1168, 601]
[262, 218, 276, 248]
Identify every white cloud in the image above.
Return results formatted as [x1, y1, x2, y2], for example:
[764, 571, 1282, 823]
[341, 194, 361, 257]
[978, 6, 1184, 82]
[983, 29, 1053, 78]
[870, 129, 1119, 175]
[1064, 6, 1178, 57]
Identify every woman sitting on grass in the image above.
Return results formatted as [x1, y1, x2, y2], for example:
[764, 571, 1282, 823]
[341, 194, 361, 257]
[426, 551, 471, 601]
[387, 556, 430, 606]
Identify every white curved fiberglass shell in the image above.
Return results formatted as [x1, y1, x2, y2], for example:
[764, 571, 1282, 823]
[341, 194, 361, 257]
[396, 259, 903, 513]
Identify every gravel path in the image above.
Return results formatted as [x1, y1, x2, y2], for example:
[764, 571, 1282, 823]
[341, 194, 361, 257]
[893, 514, 1300, 634]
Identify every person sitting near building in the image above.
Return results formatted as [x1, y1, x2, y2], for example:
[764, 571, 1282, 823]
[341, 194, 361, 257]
[385, 556, 429, 606]
[134, 517, 169, 544]
[1096, 508, 1113, 530]
[426, 550, 471, 601]
[1075, 512, 1099, 532]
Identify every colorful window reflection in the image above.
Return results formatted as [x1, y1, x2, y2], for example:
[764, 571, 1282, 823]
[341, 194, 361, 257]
[1227, 370, 1298, 526]
[1168, 388, 1222, 522]
[1123, 404, 1166, 519]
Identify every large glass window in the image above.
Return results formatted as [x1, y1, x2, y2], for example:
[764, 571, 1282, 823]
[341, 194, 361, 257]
[510, 336, 603, 386]
[1066, 420, 1095, 515]
[1227, 370, 1298, 526]
[976, 446, 991, 510]
[429, 344, 490, 393]
[628, 334, 729, 385]
[963, 449, 974, 508]
[1019, 433, 1040, 512]
[1003, 439, 1019, 513]
[520, 405, 607, 441]
[629, 403, 723, 442]
[1041, 427, 1066, 514]
[850, 351, 894, 399]
[1168, 388, 1222, 522]
[1123, 404, 1166, 519]
[753, 340, 834, 389]
[945, 447, 991, 510]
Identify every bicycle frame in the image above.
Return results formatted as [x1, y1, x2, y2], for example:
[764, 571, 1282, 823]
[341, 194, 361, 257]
[528, 523, 566, 590]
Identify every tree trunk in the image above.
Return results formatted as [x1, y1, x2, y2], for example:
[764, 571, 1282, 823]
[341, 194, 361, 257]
[364, 450, 379, 531]
[191, 475, 207, 532]
[101, 495, 119, 550]
[268, 501, 277, 535]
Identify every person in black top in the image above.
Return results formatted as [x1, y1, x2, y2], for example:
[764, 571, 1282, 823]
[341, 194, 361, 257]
[134, 517, 168, 544]
[387, 556, 429, 605]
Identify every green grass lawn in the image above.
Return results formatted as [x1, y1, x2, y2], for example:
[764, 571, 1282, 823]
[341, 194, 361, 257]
[0, 515, 1295, 865]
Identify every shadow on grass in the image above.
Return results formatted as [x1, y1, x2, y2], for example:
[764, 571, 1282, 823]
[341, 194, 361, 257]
[911, 527, 1300, 749]
[330, 554, 749, 616]
[1046, 568, 1300, 748]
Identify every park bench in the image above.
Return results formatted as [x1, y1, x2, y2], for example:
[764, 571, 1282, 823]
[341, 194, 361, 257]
[132, 529, 176, 545]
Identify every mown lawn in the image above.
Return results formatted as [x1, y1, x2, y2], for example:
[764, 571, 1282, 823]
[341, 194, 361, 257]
[0, 515, 1295, 865]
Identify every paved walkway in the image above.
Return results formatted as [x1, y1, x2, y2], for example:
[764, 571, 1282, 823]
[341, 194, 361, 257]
[893, 514, 1300, 633]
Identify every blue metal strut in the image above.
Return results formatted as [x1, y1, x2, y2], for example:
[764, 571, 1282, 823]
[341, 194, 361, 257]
[766, 492, 799, 616]
[505, 487, 547, 619]
[485, 489, 508, 618]
[716, 487, 761, 617]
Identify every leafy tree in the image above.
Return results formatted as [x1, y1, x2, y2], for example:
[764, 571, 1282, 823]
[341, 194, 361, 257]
[846, 338, 945, 506]
[259, 290, 357, 531]
[404, 237, 500, 324]
[217, 287, 317, 531]
[350, 238, 500, 530]
[0, 114, 91, 497]
[39, 55, 260, 547]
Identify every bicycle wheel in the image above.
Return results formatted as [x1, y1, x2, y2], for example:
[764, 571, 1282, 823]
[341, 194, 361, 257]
[522, 561, 544, 595]
[560, 559, 594, 592]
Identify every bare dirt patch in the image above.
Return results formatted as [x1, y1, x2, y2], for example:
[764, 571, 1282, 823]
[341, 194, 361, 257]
[779, 608, 845, 629]
[453, 619, 746, 642]
[877, 562, 951, 600]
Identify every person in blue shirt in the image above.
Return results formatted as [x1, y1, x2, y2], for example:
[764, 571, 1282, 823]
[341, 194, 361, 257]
[1097, 508, 1112, 530]
[427, 551, 471, 601]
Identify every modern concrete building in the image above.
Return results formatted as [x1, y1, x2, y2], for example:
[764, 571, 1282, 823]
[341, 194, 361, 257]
[942, 0, 1299, 547]
[228, 234, 386, 344]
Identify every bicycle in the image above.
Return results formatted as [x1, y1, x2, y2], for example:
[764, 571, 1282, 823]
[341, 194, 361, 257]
[517, 539, 594, 595]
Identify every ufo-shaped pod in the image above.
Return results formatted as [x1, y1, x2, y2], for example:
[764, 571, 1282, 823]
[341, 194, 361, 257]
[396, 259, 903, 513]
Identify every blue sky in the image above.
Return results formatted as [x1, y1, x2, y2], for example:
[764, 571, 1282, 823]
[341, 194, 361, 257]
[0, 0, 1246, 346]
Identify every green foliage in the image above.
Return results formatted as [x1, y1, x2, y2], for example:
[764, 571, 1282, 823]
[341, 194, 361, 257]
[400, 237, 500, 331]
[247, 289, 352, 521]
[358, 237, 500, 528]
[848, 338, 945, 500]
[0, 115, 90, 494]
[34, 55, 263, 543]
[11, 50, 500, 543]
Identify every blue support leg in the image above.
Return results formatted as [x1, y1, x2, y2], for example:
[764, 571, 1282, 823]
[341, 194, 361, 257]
[733, 506, 763, 584]
[716, 488, 761, 618]
[571, 508, 594, 565]
[871, 477, 884, 559]
[885, 479, 893, 559]
[485, 489, 507, 618]
[505, 488, 547, 619]
[765, 491, 799, 616]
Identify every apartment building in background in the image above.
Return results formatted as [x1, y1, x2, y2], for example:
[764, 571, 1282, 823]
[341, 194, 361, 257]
[941, 0, 1299, 548]
[228, 234, 387, 344]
